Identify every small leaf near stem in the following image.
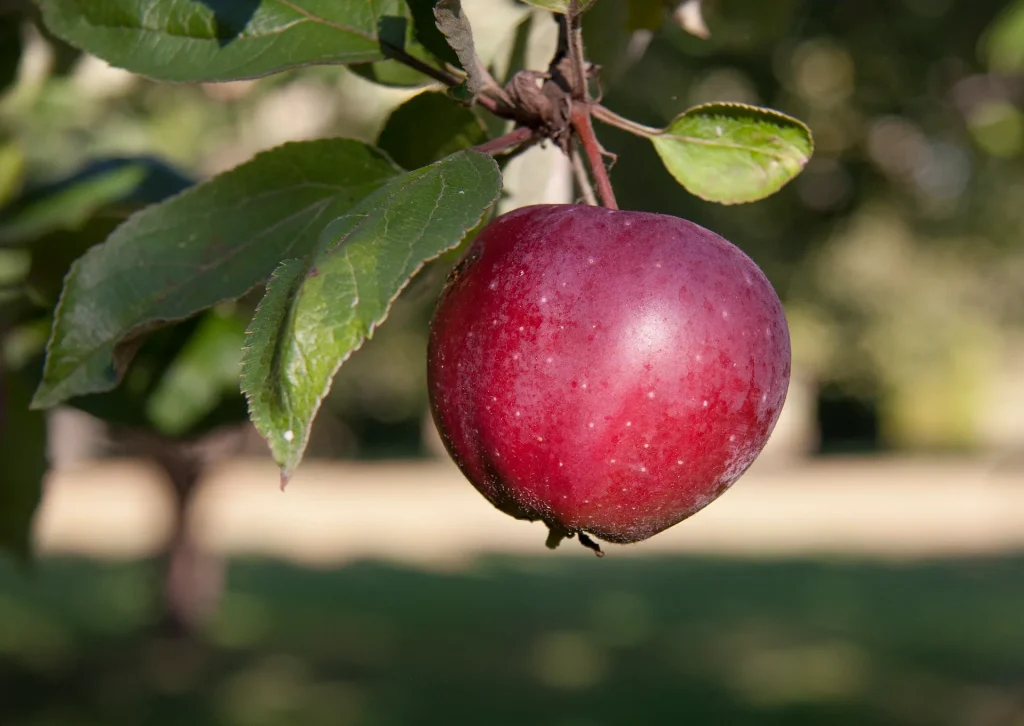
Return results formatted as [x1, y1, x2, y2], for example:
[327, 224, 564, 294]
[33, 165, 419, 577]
[651, 102, 813, 204]
[407, 0, 621, 211]
[434, 0, 511, 105]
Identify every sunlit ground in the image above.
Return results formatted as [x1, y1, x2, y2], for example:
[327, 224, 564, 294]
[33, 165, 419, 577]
[2, 457, 1023, 726]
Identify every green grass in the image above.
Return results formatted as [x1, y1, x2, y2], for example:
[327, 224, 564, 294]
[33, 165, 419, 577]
[1, 554, 1023, 725]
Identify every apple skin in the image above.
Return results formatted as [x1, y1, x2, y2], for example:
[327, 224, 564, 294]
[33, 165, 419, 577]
[427, 204, 790, 547]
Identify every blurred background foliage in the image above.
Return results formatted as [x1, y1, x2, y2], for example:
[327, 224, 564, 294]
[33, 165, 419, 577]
[0, 0, 1022, 459]
[1, 553, 1023, 726]
[0, 3, 1023, 725]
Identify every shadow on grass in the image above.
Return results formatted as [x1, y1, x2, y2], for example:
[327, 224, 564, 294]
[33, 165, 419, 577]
[0, 554, 1022, 725]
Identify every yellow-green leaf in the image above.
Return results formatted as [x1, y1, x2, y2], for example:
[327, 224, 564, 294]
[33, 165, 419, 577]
[651, 102, 813, 205]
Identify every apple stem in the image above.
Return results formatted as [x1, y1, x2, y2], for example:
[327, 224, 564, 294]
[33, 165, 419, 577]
[570, 140, 599, 206]
[571, 104, 618, 210]
[545, 524, 569, 550]
[473, 126, 537, 156]
[576, 531, 606, 557]
[387, 0, 621, 214]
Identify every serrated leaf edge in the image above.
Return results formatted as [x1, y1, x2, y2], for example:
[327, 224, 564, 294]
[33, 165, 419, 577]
[30, 139, 402, 410]
[240, 151, 501, 476]
[652, 101, 814, 204]
[38, 0, 388, 82]
[657, 102, 814, 159]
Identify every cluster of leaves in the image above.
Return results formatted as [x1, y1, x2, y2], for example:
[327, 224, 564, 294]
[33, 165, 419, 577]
[0, 0, 816, 559]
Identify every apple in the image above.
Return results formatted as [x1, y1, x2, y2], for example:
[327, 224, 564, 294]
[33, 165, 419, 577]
[427, 204, 790, 554]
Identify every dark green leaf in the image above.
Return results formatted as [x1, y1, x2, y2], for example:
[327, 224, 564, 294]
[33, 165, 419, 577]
[651, 102, 813, 204]
[38, 0, 415, 82]
[407, 0, 460, 68]
[350, 59, 434, 88]
[378, 91, 487, 169]
[350, 3, 455, 88]
[0, 369, 47, 563]
[32, 139, 402, 409]
[66, 311, 248, 439]
[26, 216, 121, 305]
[240, 150, 500, 476]
[64, 316, 204, 431]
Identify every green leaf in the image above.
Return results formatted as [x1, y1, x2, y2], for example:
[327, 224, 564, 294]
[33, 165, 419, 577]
[0, 370, 47, 563]
[350, 59, 433, 88]
[378, 91, 487, 169]
[32, 139, 402, 410]
[407, 0, 460, 68]
[9, 158, 193, 307]
[64, 316, 204, 430]
[651, 102, 813, 205]
[26, 216, 121, 306]
[241, 150, 500, 476]
[520, 0, 597, 13]
[350, 1, 460, 89]
[37, 0, 418, 82]
[66, 312, 250, 439]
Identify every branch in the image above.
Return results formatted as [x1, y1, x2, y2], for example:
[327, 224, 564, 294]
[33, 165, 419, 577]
[571, 104, 617, 209]
[473, 126, 536, 156]
[383, 40, 513, 120]
[381, 44, 463, 88]
[566, 2, 589, 102]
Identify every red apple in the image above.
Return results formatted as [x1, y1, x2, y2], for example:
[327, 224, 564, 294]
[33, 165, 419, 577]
[427, 204, 790, 553]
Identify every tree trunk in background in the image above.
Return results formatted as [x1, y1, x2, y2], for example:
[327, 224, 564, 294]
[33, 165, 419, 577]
[154, 448, 223, 638]
[119, 426, 248, 638]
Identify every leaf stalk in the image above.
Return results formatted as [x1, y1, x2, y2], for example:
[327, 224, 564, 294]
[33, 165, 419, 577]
[590, 104, 660, 138]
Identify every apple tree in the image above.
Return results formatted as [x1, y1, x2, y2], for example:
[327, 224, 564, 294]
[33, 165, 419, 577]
[0, 0, 818, 573]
